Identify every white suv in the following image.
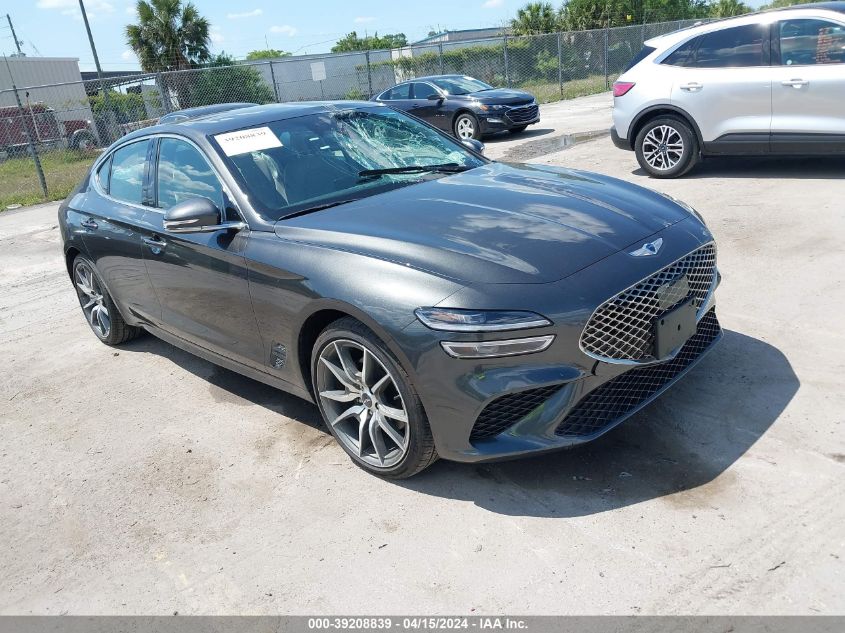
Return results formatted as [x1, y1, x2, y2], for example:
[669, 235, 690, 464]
[611, 1, 845, 177]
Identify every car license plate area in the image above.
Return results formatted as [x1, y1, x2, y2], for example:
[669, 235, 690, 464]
[654, 297, 697, 359]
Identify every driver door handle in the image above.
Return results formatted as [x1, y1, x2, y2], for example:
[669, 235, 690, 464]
[781, 78, 808, 88]
[679, 82, 703, 92]
[142, 235, 167, 253]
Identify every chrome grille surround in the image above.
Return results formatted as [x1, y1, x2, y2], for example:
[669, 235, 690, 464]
[579, 242, 717, 364]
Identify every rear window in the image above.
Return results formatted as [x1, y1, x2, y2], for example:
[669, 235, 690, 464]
[625, 45, 656, 71]
[662, 37, 701, 67]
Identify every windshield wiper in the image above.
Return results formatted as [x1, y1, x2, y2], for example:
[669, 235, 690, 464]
[358, 163, 471, 178]
[279, 199, 360, 220]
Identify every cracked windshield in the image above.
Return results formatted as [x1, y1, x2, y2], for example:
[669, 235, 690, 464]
[217, 107, 485, 220]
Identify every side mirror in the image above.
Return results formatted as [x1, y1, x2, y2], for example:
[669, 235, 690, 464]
[163, 197, 240, 233]
[461, 138, 485, 155]
[427, 94, 444, 102]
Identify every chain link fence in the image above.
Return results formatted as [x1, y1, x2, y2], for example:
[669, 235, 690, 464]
[1, 18, 707, 209]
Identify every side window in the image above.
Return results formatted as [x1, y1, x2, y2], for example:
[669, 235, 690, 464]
[96, 155, 112, 194]
[662, 37, 700, 67]
[109, 140, 149, 205]
[156, 137, 224, 210]
[692, 24, 766, 68]
[389, 83, 411, 100]
[412, 82, 439, 99]
[779, 19, 845, 65]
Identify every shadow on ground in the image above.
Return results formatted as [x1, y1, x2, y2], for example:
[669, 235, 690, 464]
[122, 329, 796, 519]
[121, 335, 325, 432]
[483, 127, 555, 144]
[399, 329, 798, 517]
[633, 155, 845, 180]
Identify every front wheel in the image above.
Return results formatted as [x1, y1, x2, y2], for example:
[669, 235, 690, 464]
[72, 255, 142, 345]
[454, 113, 481, 140]
[634, 116, 699, 178]
[312, 317, 437, 479]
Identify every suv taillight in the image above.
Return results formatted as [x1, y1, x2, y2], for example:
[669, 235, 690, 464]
[613, 82, 635, 97]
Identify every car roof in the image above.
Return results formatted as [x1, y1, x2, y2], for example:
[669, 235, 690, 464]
[120, 101, 385, 144]
[158, 102, 258, 123]
[391, 74, 478, 86]
[645, 1, 845, 48]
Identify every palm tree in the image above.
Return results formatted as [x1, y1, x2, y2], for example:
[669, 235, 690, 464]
[510, 2, 561, 35]
[125, 0, 211, 72]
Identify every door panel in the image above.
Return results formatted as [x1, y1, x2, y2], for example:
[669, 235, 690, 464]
[140, 136, 266, 370]
[80, 139, 160, 323]
[669, 23, 772, 146]
[410, 82, 449, 130]
[771, 18, 845, 150]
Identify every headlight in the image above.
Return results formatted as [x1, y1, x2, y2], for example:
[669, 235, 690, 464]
[659, 191, 706, 225]
[477, 104, 507, 112]
[441, 335, 554, 359]
[414, 308, 552, 332]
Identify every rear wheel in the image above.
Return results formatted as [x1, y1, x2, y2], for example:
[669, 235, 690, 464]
[634, 116, 699, 178]
[454, 113, 481, 140]
[72, 255, 142, 345]
[311, 317, 437, 479]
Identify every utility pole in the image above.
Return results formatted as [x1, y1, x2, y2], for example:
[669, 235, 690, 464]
[6, 14, 22, 55]
[2, 54, 48, 198]
[78, 0, 111, 142]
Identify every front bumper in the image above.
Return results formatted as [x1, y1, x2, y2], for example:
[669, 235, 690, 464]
[478, 104, 540, 134]
[395, 217, 720, 463]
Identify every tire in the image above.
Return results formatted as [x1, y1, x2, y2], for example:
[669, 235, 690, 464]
[71, 130, 96, 152]
[634, 116, 699, 178]
[453, 112, 481, 140]
[508, 125, 528, 134]
[72, 255, 142, 346]
[311, 317, 438, 479]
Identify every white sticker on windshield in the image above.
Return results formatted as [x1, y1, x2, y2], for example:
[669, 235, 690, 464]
[214, 127, 282, 156]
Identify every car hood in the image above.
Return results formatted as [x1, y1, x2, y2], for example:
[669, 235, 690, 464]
[273, 162, 691, 284]
[466, 88, 534, 105]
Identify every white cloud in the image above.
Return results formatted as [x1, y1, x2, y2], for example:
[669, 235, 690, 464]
[354, 16, 376, 24]
[227, 9, 263, 19]
[481, 0, 504, 7]
[37, 0, 114, 17]
[121, 49, 136, 61]
[210, 28, 225, 44]
[269, 24, 298, 36]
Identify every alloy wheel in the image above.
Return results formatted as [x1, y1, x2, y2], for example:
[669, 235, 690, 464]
[316, 339, 410, 468]
[456, 116, 476, 139]
[74, 260, 110, 338]
[642, 125, 684, 171]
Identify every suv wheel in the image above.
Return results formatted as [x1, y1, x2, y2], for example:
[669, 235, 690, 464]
[311, 317, 438, 479]
[635, 116, 699, 178]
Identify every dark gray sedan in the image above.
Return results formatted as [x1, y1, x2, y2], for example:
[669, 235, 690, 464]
[59, 101, 721, 478]
[373, 75, 539, 140]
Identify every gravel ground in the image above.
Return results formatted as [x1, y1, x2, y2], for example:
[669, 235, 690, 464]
[0, 94, 843, 615]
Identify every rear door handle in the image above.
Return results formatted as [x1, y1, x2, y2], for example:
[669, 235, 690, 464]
[81, 218, 98, 230]
[781, 79, 808, 88]
[142, 236, 167, 254]
[680, 82, 703, 92]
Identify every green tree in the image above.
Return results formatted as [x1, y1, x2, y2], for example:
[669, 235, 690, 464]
[331, 31, 408, 52]
[189, 53, 275, 106]
[510, 2, 561, 35]
[710, 0, 752, 16]
[246, 49, 291, 60]
[125, 0, 210, 72]
[560, 0, 709, 30]
[758, 0, 816, 8]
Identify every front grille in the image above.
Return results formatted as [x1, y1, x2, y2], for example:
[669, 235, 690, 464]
[556, 309, 721, 438]
[506, 104, 539, 124]
[580, 243, 717, 362]
[470, 384, 562, 441]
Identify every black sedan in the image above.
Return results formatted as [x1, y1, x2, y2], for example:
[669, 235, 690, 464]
[60, 101, 720, 478]
[373, 74, 539, 140]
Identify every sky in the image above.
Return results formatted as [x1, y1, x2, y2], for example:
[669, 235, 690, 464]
[0, 0, 517, 71]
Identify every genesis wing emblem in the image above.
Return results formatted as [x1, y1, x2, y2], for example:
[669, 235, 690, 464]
[629, 237, 664, 257]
